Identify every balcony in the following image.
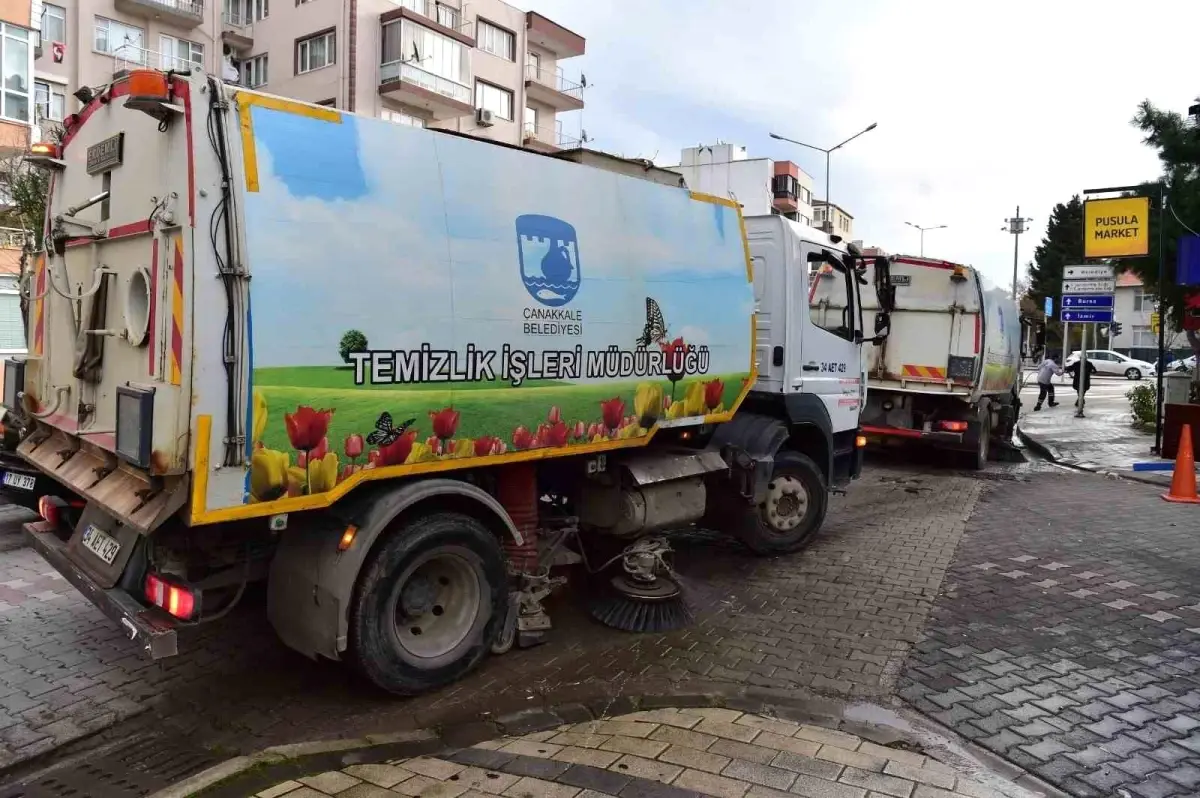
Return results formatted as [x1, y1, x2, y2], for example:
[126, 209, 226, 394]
[522, 121, 580, 153]
[111, 44, 202, 77]
[114, 0, 203, 28]
[525, 64, 584, 112]
[379, 60, 472, 120]
[0, 228, 28, 250]
[221, 8, 254, 51]
[525, 11, 584, 58]
[381, 0, 474, 47]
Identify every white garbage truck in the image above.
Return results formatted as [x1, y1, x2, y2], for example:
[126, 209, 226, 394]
[811, 255, 1020, 469]
[5, 66, 884, 695]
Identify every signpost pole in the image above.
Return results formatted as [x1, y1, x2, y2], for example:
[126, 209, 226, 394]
[1154, 183, 1166, 455]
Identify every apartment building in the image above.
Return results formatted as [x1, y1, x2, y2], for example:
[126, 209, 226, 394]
[812, 200, 853, 239]
[0, 0, 38, 159]
[29, 0, 585, 151]
[668, 143, 815, 225]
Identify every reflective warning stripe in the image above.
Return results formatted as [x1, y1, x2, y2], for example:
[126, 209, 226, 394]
[901, 365, 948, 380]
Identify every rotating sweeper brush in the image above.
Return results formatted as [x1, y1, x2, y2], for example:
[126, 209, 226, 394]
[584, 537, 694, 633]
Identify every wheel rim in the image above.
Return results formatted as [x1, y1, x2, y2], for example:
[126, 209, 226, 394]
[1128, 369, 1139, 380]
[386, 545, 489, 669]
[760, 475, 810, 534]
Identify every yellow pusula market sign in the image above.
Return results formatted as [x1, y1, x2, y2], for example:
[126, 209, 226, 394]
[1083, 196, 1150, 258]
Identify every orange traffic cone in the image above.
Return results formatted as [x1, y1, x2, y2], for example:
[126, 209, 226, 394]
[1163, 423, 1200, 504]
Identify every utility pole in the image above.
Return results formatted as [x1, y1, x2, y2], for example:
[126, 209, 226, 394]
[1002, 206, 1034, 300]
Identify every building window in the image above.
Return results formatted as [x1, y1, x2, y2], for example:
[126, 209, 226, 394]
[526, 50, 540, 77]
[1, 24, 31, 124]
[477, 19, 514, 61]
[41, 4, 66, 45]
[1132, 325, 1156, 348]
[798, 186, 811, 205]
[159, 35, 203, 71]
[383, 108, 425, 128]
[94, 17, 144, 63]
[296, 30, 334, 74]
[524, 104, 537, 131]
[0, 281, 26, 351]
[242, 54, 268, 87]
[252, 0, 269, 21]
[1133, 289, 1156, 312]
[474, 80, 512, 120]
[385, 21, 466, 86]
[34, 80, 64, 121]
[771, 174, 799, 198]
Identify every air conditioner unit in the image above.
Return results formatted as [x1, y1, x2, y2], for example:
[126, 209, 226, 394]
[476, 108, 495, 127]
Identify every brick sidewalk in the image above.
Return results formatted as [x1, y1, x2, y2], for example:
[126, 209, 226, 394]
[241, 708, 1041, 798]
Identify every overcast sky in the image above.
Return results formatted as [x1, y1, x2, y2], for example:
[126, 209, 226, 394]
[530, 0, 1197, 289]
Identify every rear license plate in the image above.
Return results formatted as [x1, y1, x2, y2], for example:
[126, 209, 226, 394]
[1, 471, 35, 491]
[81, 524, 121, 565]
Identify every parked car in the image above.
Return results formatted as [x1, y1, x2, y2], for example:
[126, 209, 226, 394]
[1167, 354, 1198, 373]
[1064, 350, 1157, 380]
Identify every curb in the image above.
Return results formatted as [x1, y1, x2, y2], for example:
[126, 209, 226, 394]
[1016, 425, 1173, 489]
[152, 690, 1070, 798]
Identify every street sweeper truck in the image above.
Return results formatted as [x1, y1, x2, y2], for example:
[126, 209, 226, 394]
[810, 255, 1020, 470]
[5, 67, 883, 695]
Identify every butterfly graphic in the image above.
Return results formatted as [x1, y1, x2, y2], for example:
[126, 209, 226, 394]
[366, 412, 416, 447]
[635, 297, 668, 349]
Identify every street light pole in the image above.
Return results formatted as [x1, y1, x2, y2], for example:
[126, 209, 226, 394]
[1002, 206, 1034, 300]
[770, 123, 878, 234]
[904, 221, 947, 257]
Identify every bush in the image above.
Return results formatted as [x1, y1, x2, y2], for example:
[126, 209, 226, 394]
[1126, 383, 1157, 427]
[338, 329, 368, 364]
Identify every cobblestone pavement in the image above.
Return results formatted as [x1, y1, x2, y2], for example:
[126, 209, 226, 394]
[245, 708, 1035, 798]
[0, 463, 992, 779]
[1017, 374, 1168, 486]
[901, 469, 1200, 798]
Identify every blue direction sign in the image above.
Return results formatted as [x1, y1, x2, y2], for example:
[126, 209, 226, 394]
[1062, 294, 1114, 308]
[1060, 309, 1115, 323]
[1044, 297, 1053, 316]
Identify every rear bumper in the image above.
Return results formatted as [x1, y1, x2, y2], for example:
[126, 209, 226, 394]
[23, 520, 178, 658]
[861, 423, 973, 448]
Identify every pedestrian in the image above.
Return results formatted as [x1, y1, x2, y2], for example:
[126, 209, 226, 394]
[1064, 357, 1098, 407]
[1033, 353, 1063, 410]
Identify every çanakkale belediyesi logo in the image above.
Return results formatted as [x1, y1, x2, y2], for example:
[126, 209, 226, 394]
[516, 214, 581, 307]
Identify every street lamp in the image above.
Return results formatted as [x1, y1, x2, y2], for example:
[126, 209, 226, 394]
[904, 221, 946, 257]
[769, 123, 878, 234]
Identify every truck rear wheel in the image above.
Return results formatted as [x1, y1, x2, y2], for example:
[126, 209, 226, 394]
[971, 414, 992, 471]
[733, 450, 828, 556]
[349, 512, 506, 695]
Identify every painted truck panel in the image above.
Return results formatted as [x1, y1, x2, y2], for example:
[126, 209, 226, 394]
[216, 90, 755, 519]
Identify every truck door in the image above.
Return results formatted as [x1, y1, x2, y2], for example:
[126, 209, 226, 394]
[792, 245, 863, 433]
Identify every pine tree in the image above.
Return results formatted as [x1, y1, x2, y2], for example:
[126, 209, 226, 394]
[1026, 196, 1083, 349]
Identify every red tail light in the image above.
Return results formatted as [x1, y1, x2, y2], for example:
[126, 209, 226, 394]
[145, 573, 198, 620]
[37, 496, 60, 526]
[938, 420, 969, 433]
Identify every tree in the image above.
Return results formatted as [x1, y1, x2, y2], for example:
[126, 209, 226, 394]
[338, 329, 368, 364]
[1026, 196, 1083, 350]
[1128, 99, 1200, 373]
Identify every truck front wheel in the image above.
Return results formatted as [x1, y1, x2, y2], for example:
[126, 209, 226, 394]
[349, 512, 506, 695]
[733, 450, 828, 556]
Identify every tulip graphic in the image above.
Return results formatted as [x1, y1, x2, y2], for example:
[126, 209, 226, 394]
[683, 381, 707, 417]
[429, 407, 460, 441]
[285, 406, 333, 451]
[600, 397, 626, 432]
[344, 433, 364, 461]
[634, 383, 664, 429]
[378, 430, 417, 466]
[367, 449, 382, 466]
[703, 379, 725, 411]
[449, 439, 474, 459]
[406, 441, 438, 463]
[543, 421, 569, 448]
[547, 405, 562, 424]
[307, 452, 339, 494]
[474, 436, 502, 457]
[660, 337, 691, 394]
[249, 447, 289, 502]
[425, 436, 443, 456]
[571, 420, 586, 441]
[309, 437, 329, 462]
[252, 390, 268, 444]
[512, 425, 535, 450]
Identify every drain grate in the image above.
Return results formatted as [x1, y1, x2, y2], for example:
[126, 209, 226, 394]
[0, 734, 222, 798]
